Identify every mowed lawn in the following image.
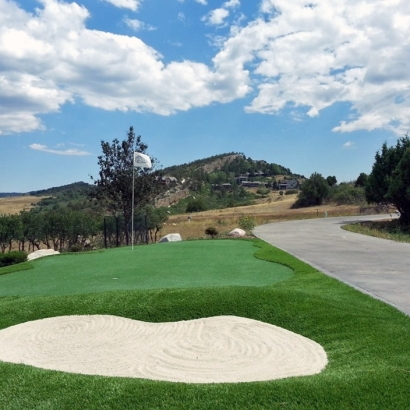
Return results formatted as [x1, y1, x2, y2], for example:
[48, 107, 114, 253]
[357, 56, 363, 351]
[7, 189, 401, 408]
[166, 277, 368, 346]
[0, 239, 409, 410]
[0, 240, 292, 297]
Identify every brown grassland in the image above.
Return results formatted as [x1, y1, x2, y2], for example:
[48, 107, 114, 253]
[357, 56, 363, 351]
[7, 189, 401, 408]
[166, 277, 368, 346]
[0, 192, 368, 242]
[160, 193, 366, 240]
[0, 196, 46, 215]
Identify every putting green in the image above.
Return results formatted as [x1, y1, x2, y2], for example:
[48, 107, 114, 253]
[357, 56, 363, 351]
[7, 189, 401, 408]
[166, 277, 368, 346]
[0, 240, 293, 297]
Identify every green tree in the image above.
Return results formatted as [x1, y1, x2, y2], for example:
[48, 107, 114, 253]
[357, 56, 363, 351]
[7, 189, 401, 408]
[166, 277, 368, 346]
[90, 126, 158, 245]
[386, 147, 410, 225]
[186, 198, 207, 213]
[355, 172, 368, 187]
[365, 136, 410, 225]
[144, 206, 169, 242]
[326, 176, 337, 186]
[292, 173, 330, 208]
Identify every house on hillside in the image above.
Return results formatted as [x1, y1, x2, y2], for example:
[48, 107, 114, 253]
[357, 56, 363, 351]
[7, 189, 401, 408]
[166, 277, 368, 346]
[235, 174, 249, 183]
[241, 181, 267, 188]
[157, 176, 178, 186]
[278, 179, 298, 190]
[212, 183, 232, 191]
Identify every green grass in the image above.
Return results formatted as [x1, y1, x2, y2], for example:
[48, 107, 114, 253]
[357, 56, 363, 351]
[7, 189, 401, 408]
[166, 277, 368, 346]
[342, 219, 410, 243]
[0, 240, 292, 297]
[0, 239, 409, 409]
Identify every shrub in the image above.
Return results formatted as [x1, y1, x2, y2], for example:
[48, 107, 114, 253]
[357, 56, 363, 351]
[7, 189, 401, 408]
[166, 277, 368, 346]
[205, 227, 218, 238]
[285, 189, 298, 195]
[0, 251, 28, 268]
[238, 216, 255, 232]
[186, 198, 207, 213]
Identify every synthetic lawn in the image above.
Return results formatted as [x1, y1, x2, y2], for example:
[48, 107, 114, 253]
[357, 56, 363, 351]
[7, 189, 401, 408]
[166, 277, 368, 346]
[0, 240, 292, 297]
[0, 239, 409, 409]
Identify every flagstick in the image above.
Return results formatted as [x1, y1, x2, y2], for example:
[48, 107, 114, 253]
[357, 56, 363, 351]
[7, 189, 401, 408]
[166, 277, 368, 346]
[132, 164, 135, 250]
[132, 151, 152, 250]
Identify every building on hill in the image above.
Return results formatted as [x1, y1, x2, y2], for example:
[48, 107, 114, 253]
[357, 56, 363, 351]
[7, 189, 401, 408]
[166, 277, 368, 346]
[241, 181, 267, 188]
[211, 183, 233, 191]
[278, 179, 298, 190]
[157, 176, 178, 186]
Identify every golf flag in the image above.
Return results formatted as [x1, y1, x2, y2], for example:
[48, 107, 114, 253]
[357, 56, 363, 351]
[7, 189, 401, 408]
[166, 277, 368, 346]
[133, 152, 152, 169]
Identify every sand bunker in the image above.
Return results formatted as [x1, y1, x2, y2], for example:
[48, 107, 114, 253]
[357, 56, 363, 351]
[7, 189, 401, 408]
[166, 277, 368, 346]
[27, 249, 60, 261]
[0, 315, 327, 383]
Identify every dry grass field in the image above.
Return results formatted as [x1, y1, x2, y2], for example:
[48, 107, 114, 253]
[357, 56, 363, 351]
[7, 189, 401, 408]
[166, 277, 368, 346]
[0, 196, 46, 215]
[161, 193, 365, 240]
[0, 192, 368, 242]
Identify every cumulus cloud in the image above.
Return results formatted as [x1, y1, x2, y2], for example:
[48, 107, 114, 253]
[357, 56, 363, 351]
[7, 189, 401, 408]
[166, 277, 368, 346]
[29, 143, 92, 156]
[222, 0, 410, 134]
[0, 0, 249, 135]
[343, 141, 354, 148]
[102, 0, 141, 11]
[202, 0, 240, 26]
[3, 0, 410, 137]
[123, 17, 156, 32]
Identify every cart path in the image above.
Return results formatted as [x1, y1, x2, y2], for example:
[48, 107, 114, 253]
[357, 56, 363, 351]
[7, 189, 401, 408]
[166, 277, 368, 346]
[253, 215, 410, 316]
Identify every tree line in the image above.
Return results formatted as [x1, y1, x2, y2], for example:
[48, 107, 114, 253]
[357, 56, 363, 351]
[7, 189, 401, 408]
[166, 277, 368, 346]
[292, 134, 410, 227]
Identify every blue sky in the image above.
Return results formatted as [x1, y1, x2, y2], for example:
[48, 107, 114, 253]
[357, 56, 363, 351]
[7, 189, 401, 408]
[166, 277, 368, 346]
[1, 0, 409, 192]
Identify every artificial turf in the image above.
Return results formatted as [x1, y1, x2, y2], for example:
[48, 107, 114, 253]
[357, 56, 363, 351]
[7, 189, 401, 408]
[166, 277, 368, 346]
[0, 239, 409, 410]
[0, 240, 293, 297]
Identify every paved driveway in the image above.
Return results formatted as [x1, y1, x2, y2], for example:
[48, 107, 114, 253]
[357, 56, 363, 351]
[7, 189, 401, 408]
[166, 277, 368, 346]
[253, 215, 410, 316]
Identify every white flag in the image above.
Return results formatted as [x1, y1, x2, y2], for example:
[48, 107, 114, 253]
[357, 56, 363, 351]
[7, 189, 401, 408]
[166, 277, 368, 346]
[133, 152, 152, 169]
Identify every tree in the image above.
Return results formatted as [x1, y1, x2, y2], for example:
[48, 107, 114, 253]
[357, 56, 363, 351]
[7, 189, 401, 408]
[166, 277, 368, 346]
[90, 127, 158, 245]
[355, 172, 368, 187]
[365, 136, 410, 225]
[386, 147, 410, 225]
[326, 176, 337, 186]
[292, 173, 330, 208]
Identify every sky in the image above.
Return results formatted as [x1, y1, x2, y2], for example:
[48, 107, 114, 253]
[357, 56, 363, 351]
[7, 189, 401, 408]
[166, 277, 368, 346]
[1, 0, 409, 192]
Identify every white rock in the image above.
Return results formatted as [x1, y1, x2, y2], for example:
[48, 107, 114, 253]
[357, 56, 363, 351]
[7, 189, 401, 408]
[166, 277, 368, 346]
[228, 228, 246, 238]
[158, 233, 182, 243]
[27, 249, 60, 261]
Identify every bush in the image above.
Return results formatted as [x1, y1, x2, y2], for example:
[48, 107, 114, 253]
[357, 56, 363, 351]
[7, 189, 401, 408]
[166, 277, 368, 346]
[0, 251, 28, 268]
[238, 216, 255, 232]
[186, 198, 207, 213]
[205, 227, 218, 238]
[285, 189, 298, 195]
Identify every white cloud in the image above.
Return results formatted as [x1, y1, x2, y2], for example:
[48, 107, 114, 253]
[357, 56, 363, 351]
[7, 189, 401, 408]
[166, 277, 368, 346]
[219, 0, 410, 134]
[203, 8, 230, 26]
[102, 0, 140, 11]
[29, 143, 92, 156]
[0, 0, 249, 135]
[123, 17, 156, 32]
[3, 0, 410, 137]
[343, 141, 354, 148]
[202, 0, 240, 26]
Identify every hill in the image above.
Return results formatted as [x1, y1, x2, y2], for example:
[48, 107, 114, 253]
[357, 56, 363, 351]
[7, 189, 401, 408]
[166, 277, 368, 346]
[1, 153, 298, 214]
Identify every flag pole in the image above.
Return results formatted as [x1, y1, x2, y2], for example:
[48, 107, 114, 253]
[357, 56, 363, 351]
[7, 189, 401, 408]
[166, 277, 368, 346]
[132, 152, 152, 250]
[132, 162, 135, 250]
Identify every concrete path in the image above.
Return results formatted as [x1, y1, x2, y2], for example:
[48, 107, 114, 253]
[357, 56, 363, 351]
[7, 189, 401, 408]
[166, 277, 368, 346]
[253, 215, 410, 316]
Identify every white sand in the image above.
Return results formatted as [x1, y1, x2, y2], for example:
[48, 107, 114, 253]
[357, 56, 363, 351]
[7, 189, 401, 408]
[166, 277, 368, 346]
[27, 249, 60, 261]
[0, 315, 327, 383]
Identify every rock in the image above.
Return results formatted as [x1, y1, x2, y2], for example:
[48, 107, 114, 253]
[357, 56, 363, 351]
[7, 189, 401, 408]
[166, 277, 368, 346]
[27, 249, 60, 261]
[228, 228, 246, 238]
[158, 233, 182, 243]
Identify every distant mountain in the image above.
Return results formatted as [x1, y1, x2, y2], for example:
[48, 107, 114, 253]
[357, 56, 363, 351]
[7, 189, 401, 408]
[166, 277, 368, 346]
[160, 152, 297, 180]
[29, 181, 94, 196]
[0, 154, 299, 213]
[0, 192, 24, 198]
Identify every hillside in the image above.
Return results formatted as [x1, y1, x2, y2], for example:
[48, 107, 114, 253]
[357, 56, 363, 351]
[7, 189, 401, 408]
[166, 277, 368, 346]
[0, 153, 298, 214]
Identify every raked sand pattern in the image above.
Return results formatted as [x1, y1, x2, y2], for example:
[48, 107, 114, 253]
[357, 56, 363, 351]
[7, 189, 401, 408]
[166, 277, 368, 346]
[0, 315, 327, 383]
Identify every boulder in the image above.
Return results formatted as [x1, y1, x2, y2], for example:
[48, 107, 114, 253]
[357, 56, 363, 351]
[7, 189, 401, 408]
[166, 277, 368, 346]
[228, 228, 246, 238]
[158, 233, 182, 243]
[27, 249, 60, 261]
